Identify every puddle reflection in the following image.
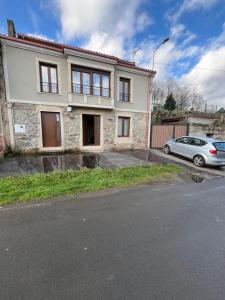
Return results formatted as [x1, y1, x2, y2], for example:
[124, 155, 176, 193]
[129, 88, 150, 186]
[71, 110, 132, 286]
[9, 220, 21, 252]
[191, 174, 205, 183]
[42, 154, 101, 172]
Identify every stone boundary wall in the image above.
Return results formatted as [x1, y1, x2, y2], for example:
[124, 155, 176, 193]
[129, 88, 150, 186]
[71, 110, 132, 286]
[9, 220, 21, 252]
[0, 134, 5, 152]
[189, 123, 225, 140]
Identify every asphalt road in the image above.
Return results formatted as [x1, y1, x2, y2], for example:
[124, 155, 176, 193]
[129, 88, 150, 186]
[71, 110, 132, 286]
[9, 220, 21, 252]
[1, 176, 225, 300]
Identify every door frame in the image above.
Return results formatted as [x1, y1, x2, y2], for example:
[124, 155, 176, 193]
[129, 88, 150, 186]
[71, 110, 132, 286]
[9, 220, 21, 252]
[80, 111, 103, 151]
[39, 108, 64, 152]
[82, 114, 100, 146]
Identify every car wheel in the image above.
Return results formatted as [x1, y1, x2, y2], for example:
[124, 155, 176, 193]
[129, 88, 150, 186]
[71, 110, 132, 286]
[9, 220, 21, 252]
[164, 145, 171, 154]
[193, 155, 205, 167]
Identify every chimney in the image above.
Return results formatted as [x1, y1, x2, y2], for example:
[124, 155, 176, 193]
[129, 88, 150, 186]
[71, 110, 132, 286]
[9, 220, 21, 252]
[7, 19, 16, 37]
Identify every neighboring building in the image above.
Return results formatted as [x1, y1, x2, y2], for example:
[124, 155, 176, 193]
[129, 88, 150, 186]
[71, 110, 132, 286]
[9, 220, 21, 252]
[157, 112, 225, 142]
[160, 113, 219, 126]
[0, 21, 155, 154]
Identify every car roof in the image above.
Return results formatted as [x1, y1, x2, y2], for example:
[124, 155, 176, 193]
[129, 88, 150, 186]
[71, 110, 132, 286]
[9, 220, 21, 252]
[177, 136, 224, 143]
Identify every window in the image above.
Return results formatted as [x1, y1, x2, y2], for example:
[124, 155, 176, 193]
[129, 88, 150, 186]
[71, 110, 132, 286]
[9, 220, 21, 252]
[102, 75, 110, 97]
[72, 71, 81, 94]
[71, 66, 110, 97]
[118, 117, 130, 137]
[189, 138, 207, 146]
[176, 137, 190, 144]
[93, 73, 101, 96]
[40, 63, 58, 94]
[82, 72, 91, 95]
[119, 77, 130, 102]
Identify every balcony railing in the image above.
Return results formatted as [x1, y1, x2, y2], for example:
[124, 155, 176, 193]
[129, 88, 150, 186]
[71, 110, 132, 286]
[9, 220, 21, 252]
[40, 82, 58, 94]
[119, 93, 130, 102]
[72, 84, 110, 98]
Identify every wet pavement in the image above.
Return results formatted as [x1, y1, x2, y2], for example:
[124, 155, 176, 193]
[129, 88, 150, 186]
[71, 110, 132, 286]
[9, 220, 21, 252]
[0, 150, 162, 177]
[0, 150, 220, 184]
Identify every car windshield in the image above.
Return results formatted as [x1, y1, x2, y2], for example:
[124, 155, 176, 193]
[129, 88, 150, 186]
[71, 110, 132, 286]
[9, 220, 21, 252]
[213, 142, 225, 152]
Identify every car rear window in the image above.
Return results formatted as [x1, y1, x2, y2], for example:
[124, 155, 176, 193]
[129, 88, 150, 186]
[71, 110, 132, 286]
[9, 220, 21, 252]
[213, 142, 225, 152]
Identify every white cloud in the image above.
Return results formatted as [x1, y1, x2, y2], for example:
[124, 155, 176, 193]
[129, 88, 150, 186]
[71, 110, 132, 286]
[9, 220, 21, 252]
[53, 0, 152, 57]
[179, 23, 225, 106]
[27, 33, 54, 41]
[84, 32, 125, 58]
[28, 5, 39, 31]
[136, 12, 153, 31]
[180, 46, 225, 106]
[170, 24, 186, 38]
[169, 0, 220, 23]
[170, 23, 197, 47]
[132, 23, 200, 80]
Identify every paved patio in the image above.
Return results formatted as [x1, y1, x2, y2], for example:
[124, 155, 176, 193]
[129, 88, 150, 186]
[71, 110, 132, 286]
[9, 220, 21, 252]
[0, 150, 170, 177]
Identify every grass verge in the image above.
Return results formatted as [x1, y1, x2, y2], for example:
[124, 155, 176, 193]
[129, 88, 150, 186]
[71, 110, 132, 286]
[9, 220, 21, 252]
[0, 165, 182, 205]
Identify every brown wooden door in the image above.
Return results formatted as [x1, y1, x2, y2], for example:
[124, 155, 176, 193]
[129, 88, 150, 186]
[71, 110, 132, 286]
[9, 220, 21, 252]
[41, 112, 61, 147]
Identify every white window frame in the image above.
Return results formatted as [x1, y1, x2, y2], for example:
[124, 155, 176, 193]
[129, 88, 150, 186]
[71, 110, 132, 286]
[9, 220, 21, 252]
[117, 75, 133, 103]
[35, 57, 62, 95]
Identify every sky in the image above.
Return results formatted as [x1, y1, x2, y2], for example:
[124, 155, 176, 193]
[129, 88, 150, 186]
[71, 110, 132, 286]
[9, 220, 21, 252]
[0, 0, 225, 107]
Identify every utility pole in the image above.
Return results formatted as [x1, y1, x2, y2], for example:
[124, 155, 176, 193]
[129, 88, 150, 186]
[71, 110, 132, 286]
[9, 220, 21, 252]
[146, 38, 170, 151]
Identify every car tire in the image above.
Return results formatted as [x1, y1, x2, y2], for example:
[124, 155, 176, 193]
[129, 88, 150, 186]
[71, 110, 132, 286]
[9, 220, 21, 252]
[164, 145, 171, 154]
[193, 155, 205, 167]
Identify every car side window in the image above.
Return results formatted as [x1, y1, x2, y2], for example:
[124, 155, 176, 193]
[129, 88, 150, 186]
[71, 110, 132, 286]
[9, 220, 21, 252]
[176, 137, 190, 144]
[189, 138, 207, 146]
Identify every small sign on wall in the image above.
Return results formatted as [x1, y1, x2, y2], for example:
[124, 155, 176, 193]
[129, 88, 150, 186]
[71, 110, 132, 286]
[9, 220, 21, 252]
[15, 124, 26, 134]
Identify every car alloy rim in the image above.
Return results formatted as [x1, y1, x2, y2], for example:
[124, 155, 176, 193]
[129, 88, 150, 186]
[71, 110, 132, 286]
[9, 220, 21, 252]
[194, 156, 203, 166]
[165, 146, 169, 154]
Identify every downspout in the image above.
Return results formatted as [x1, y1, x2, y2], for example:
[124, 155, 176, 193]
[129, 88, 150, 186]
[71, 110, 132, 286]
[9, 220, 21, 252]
[145, 73, 154, 150]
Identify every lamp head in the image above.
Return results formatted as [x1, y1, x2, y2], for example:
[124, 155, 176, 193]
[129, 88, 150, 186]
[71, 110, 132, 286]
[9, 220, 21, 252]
[162, 37, 170, 45]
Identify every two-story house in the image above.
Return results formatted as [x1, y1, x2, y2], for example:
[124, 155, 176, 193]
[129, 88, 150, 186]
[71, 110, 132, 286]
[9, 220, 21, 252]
[0, 21, 155, 154]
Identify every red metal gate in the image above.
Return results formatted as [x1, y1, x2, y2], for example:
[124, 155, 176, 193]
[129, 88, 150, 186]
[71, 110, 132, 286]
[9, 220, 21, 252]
[151, 125, 188, 149]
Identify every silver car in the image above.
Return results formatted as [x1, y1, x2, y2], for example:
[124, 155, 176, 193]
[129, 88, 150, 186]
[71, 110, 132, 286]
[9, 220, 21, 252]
[164, 136, 225, 167]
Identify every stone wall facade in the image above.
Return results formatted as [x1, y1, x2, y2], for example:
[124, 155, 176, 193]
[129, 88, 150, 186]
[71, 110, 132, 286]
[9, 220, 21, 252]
[5, 103, 147, 153]
[133, 112, 147, 147]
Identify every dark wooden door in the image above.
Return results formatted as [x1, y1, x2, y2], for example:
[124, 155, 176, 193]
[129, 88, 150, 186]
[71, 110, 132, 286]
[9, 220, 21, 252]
[94, 115, 100, 145]
[82, 115, 88, 146]
[41, 112, 61, 147]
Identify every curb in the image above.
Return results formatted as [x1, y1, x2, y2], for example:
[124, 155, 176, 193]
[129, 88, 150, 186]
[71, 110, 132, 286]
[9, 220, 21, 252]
[151, 149, 225, 177]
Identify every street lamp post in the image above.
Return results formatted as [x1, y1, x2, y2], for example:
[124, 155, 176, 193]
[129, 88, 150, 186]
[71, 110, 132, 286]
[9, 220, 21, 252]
[146, 37, 170, 152]
[152, 38, 170, 71]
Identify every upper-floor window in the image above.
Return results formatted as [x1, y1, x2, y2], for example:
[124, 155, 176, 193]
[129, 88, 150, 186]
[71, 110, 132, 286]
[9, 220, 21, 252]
[71, 66, 110, 97]
[119, 77, 130, 102]
[40, 62, 58, 94]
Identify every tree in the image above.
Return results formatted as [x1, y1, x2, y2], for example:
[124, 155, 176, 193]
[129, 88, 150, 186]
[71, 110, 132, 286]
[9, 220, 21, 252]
[152, 80, 166, 107]
[190, 89, 205, 111]
[152, 79, 207, 113]
[175, 86, 191, 111]
[217, 108, 225, 114]
[164, 93, 176, 111]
